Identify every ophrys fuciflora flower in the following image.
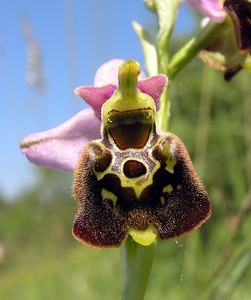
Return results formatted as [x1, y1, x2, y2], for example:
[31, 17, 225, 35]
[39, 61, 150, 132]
[21, 59, 211, 247]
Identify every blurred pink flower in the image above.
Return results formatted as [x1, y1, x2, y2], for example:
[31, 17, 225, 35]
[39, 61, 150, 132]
[186, 0, 251, 79]
[20, 59, 167, 172]
[185, 0, 225, 22]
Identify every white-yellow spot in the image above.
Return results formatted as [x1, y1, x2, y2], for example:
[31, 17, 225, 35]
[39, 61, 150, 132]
[165, 155, 176, 173]
[163, 184, 173, 194]
[159, 142, 176, 173]
[177, 184, 182, 190]
[101, 189, 118, 206]
[160, 196, 165, 204]
[128, 226, 157, 246]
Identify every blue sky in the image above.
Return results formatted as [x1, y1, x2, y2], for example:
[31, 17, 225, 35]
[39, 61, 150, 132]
[0, 0, 194, 200]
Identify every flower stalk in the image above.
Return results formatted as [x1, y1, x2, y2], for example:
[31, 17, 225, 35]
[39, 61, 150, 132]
[121, 237, 156, 300]
[168, 20, 225, 80]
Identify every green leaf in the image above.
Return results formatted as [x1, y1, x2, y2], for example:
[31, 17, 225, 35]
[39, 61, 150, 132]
[155, 0, 181, 73]
[132, 21, 158, 76]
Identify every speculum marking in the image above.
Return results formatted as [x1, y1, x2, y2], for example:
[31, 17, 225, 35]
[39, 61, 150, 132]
[123, 160, 147, 178]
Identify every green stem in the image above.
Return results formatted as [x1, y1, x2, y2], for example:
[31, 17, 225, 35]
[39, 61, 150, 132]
[168, 20, 225, 80]
[157, 87, 170, 132]
[120, 237, 156, 300]
[157, 21, 224, 132]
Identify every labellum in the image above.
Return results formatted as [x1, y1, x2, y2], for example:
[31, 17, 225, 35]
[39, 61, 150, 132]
[73, 59, 211, 247]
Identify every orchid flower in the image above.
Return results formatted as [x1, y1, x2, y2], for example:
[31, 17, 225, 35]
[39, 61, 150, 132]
[185, 0, 251, 79]
[21, 59, 210, 247]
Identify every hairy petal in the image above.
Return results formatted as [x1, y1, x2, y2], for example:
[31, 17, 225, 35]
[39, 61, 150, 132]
[20, 108, 101, 172]
[185, 0, 225, 22]
[75, 75, 168, 117]
[137, 75, 167, 110]
[74, 85, 116, 118]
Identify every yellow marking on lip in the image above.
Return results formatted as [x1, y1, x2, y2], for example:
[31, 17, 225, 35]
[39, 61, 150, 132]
[128, 225, 157, 246]
[101, 189, 118, 206]
[157, 142, 177, 173]
[163, 184, 173, 194]
[165, 155, 176, 174]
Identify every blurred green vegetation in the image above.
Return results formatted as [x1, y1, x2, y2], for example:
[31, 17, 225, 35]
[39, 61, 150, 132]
[1, 59, 251, 299]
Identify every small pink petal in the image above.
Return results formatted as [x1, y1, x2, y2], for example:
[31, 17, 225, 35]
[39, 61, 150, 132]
[94, 59, 146, 87]
[137, 75, 168, 110]
[75, 62, 151, 118]
[74, 85, 116, 118]
[20, 108, 101, 172]
[185, 0, 225, 22]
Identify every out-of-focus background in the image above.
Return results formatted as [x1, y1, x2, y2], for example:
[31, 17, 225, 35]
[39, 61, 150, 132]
[1, 1, 251, 299]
